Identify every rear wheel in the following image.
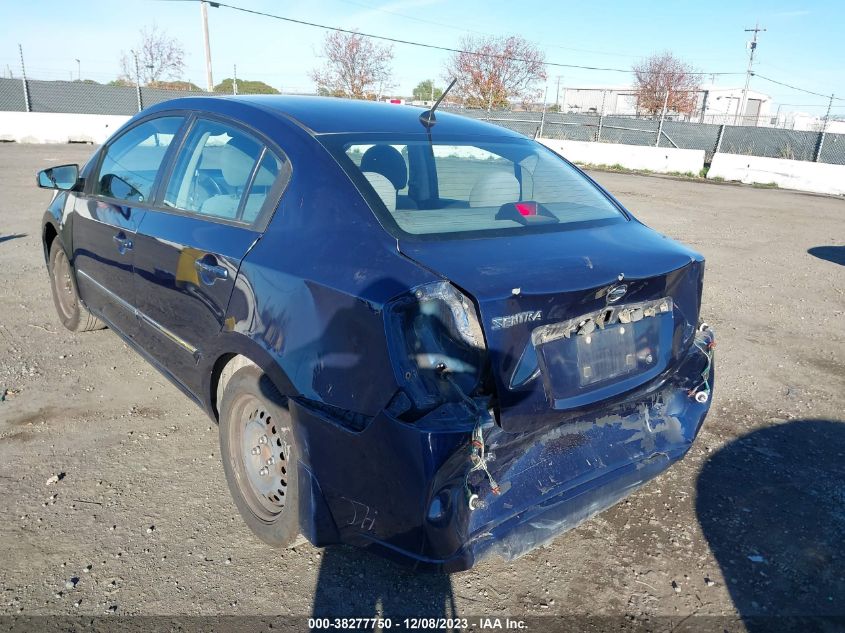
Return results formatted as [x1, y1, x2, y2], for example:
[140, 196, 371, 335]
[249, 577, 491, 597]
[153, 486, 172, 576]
[48, 240, 104, 332]
[219, 366, 300, 547]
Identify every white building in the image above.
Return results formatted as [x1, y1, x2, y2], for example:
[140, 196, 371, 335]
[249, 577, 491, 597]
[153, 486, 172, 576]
[557, 84, 773, 126]
[771, 111, 845, 133]
[698, 85, 772, 125]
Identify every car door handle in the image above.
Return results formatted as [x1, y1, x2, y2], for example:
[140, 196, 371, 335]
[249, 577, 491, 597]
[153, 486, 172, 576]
[194, 258, 228, 284]
[113, 233, 133, 254]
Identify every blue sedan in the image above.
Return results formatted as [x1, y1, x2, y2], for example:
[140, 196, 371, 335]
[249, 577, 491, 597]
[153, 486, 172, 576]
[37, 96, 714, 571]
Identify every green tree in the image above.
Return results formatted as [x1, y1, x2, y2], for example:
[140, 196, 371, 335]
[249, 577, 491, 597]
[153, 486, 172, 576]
[149, 80, 202, 91]
[412, 79, 442, 101]
[214, 78, 280, 95]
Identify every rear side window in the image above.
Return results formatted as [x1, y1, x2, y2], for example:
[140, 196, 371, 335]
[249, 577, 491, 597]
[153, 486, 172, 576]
[96, 116, 183, 203]
[242, 151, 284, 224]
[163, 118, 282, 224]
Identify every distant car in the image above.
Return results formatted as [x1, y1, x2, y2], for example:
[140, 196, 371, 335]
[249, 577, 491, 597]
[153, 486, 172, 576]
[37, 96, 715, 571]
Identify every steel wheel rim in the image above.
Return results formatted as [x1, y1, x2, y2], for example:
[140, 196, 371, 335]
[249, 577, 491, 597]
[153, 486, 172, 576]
[52, 249, 77, 321]
[229, 393, 289, 520]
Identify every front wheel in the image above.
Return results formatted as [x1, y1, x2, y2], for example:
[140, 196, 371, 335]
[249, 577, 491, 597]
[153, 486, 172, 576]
[48, 240, 104, 332]
[219, 365, 300, 547]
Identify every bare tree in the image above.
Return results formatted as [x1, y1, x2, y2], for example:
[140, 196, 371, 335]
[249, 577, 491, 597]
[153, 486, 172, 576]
[310, 31, 394, 99]
[444, 35, 546, 109]
[120, 24, 186, 86]
[632, 52, 701, 116]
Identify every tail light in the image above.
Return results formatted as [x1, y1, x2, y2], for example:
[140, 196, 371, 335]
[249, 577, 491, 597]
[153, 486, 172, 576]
[385, 281, 487, 412]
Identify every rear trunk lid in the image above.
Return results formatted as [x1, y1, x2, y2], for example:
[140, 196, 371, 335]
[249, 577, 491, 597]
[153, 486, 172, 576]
[399, 220, 704, 432]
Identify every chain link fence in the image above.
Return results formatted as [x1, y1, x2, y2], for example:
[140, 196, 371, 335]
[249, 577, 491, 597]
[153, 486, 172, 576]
[0, 77, 225, 115]
[2, 77, 844, 165]
[442, 106, 845, 165]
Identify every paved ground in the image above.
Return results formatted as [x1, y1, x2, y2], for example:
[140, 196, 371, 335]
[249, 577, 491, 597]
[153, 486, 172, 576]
[1, 144, 843, 627]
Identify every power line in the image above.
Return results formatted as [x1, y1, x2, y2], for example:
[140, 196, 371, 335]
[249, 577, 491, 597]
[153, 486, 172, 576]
[187, 0, 746, 77]
[332, 0, 645, 59]
[753, 73, 845, 101]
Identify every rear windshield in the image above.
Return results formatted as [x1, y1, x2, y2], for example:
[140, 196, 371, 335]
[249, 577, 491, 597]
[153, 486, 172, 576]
[323, 134, 623, 238]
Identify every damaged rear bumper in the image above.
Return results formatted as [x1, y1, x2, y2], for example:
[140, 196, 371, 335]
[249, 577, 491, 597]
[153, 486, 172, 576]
[289, 329, 715, 572]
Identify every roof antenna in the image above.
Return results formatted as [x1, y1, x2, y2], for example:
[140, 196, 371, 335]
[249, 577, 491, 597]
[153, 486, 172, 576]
[419, 78, 457, 129]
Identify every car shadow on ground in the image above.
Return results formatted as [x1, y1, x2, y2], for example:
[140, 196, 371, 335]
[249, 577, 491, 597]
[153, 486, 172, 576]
[696, 418, 845, 631]
[311, 545, 456, 620]
[808, 245, 845, 266]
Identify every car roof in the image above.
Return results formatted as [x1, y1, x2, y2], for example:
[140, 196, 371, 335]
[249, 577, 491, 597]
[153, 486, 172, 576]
[146, 95, 527, 138]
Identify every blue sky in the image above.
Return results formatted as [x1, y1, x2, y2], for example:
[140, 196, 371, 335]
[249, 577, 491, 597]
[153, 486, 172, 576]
[1, 0, 842, 115]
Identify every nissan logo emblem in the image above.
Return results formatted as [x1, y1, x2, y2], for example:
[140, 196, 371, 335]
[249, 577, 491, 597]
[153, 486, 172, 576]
[606, 284, 628, 303]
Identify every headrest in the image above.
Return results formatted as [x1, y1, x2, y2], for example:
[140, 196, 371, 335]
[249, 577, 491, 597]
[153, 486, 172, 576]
[362, 171, 397, 212]
[219, 143, 258, 188]
[360, 145, 407, 190]
[469, 171, 520, 208]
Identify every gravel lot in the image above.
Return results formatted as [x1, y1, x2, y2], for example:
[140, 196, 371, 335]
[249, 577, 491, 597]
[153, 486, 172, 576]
[1, 144, 843, 626]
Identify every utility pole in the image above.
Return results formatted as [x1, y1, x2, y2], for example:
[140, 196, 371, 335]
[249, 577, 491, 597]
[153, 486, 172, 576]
[74, 58, 80, 81]
[736, 23, 765, 126]
[200, 1, 214, 91]
[232, 64, 238, 95]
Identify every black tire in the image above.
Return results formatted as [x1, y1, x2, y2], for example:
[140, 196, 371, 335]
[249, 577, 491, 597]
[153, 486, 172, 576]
[219, 365, 300, 547]
[48, 240, 104, 332]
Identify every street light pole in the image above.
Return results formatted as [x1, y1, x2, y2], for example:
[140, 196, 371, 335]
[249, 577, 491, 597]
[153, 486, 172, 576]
[74, 58, 80, 81]
[200, 1, 214, 91]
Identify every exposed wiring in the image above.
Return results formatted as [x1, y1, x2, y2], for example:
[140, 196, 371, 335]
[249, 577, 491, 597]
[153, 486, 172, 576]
[688, 330, 715, 402]
[439, 370, 501, 507]
[465, 419, 501, 507]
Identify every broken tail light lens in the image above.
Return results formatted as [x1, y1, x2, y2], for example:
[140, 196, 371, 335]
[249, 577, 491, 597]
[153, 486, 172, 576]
[385, 281, 487, 412]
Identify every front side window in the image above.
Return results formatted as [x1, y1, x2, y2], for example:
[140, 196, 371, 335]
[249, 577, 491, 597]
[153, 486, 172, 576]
[163, 118, 279, 223]
[96, 116, 183, 203]
[332, 136, 623, 237]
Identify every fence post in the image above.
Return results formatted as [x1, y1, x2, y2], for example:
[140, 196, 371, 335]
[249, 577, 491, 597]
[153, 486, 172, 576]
[537, 84, 548, 138]
[714, 124, 726, 155]
[132, 51, 143, 112]
[814, 93, 834, 162]
[596, 89, 606, 142]
[655, 90, 669, 147]
[18, 44, 30, 113]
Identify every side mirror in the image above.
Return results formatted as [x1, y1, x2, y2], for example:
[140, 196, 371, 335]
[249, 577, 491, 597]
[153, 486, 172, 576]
[37, 164, 80, 191]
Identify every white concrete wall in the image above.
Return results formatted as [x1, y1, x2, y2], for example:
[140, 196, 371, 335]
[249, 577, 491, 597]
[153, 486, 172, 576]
[708, 153, 845, 196]
[539, 138, 705, 174]
[0, 112, 130, 144]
